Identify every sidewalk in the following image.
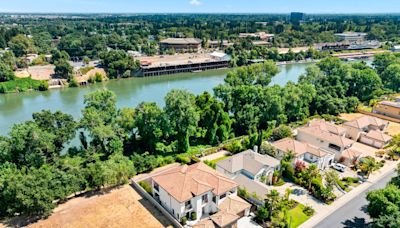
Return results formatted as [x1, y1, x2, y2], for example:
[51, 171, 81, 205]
[299, 160, 399, 228]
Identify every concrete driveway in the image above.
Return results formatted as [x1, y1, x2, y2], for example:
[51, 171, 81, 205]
[237, 216, 262, 228]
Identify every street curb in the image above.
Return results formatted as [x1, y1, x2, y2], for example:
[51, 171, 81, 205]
[299, 161, 399, 228]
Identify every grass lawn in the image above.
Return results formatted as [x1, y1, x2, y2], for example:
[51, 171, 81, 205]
[286, 204, 310, 228]
[210, 155, 230, 163]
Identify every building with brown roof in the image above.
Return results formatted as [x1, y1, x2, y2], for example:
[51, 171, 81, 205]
[216, 149, 280, 185]
[272, 137, 335, 170]
[373, 101, 400, 120]
[150, 162, 249, 225]
[359, 130, 392, 149]
[342, 116, 391, 148]
[297, 125, 355, 161]
[160, 38, 202, 53]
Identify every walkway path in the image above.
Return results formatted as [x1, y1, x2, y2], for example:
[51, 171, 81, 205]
[199, 150, 230, 161]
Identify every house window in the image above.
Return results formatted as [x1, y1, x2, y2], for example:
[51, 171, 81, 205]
[220, 193, 226, 200]
[212, 196, 217, 203]
[154, 183, 159, 192]
[202, 194, 208, 204]
[185, 200, 192, 210]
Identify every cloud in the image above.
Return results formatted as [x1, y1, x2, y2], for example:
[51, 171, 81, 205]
[189, 0, 202, 6]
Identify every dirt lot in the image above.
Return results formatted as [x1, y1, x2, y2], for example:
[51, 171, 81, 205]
[1, 185, 172, 228]
[340, 113, 400, 136]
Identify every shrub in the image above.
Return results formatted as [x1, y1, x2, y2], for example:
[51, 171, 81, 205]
[303, 205, 315, 216]
[281, 161, 295, 181]
[190, 212, 197, 220]
[271, 125, 292, 141]
[204, 160, 216, 169]
[181, 216, 187, 225]
[38, 80, 49, 91]
[176, 154, 191, 164]
[69, 77, 79, 87]
[224, 139, 243, 154]
[139, 181, 152, 194]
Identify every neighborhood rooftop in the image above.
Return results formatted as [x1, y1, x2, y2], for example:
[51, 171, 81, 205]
[343, 116, 389, 129]
[298, 126, 354, 147]
[216, 149, 280, 176]
[160, 38, 202, 45]
[151, 162, 237, 203]
[273, 138, 328, 158]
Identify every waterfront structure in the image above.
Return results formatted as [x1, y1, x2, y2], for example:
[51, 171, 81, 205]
[159, 38, 201, 53]
[216, 149, 280, 185]
[137, 53, 230, 77]
[334, 32, 367, 43]
[150, 162, 250, 225]
[272, 138, 335, 170]
[373, 100, 400, 120]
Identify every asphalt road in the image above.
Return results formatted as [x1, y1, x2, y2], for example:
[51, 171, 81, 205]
[315, 170, 397, 228]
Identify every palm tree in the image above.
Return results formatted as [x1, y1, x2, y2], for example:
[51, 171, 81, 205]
[360, 157, 379, 178]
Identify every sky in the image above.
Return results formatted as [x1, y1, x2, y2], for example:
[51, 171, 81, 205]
[0, 0, 399, 14]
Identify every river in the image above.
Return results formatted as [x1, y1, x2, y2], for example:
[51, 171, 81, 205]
[0, 62, 312, 135]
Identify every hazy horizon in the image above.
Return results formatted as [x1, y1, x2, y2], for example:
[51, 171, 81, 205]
[0, 0, 399, 14]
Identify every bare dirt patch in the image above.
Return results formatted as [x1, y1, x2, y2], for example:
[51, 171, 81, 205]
[339, 113, 365, 122]
[1, 185, 173, 228]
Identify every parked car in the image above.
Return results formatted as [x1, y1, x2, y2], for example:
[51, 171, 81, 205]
[332, 163, 346, 172]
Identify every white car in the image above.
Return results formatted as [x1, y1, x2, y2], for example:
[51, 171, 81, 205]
[332, 163, 346, 172]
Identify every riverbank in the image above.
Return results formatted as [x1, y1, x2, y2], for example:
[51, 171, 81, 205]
[0, 62, 314, 135]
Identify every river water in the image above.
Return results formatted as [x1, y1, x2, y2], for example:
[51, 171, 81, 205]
[0, 62, 312, 135]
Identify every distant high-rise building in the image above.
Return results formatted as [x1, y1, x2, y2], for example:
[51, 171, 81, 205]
[290, 12, 305, 23]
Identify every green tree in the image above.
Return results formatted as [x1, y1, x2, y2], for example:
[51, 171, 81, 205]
[8, 34, 36, 57]
[165, 90, 199, 152]
[54, 59, 73, 79]
[0, 61, 15, 82]
[135, 102, 165, 153]
[32, 110, 76, 151]
[381, 64, 400, 92]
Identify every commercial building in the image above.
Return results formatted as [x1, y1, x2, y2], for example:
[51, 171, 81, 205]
[137, 52, 230, 77]
[159, 38, 202, 53]
[150, 162, 250, 226]
[334, 32, 367, 43]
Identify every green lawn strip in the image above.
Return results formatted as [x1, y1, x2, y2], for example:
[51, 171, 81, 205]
[0, 78, 48, 93]
[275, 203, 310, 228]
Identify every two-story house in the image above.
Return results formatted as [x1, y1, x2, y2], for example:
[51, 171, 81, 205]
[150, 162, 250, 226]
[342, 116, 391, 148]
[216, 149, 280, 185]
[272, 138, 335, 170]
[297, 125, 355, 161]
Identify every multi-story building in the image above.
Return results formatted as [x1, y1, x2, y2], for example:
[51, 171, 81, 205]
[334, 32, 367, 43]
[150, 162, 250, 226]
[159, 38, 202, 53]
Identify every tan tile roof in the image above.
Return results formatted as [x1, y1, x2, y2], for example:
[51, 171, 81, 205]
[210, 211, 239, 227]
[152, 163, 237, 203]
[365, 130, 392, 142]
[341, 148, 363, 160]
[273, 138, 328, 158]
[216, 150, 280, 176]
[343, 116, 389, 129]
[309, 119, 347, 135]
[298, 126, 354, 148]
[218, 195, 251, 215]
[192, 219, 217, 228]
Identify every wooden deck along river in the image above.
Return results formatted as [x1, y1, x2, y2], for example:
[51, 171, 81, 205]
[0, 62, 313, 135]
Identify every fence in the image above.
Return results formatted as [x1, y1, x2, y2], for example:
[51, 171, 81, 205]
[132, 181, 184, 228]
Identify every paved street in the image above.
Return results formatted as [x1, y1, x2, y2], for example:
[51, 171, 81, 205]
[315, 170, 397, 228]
